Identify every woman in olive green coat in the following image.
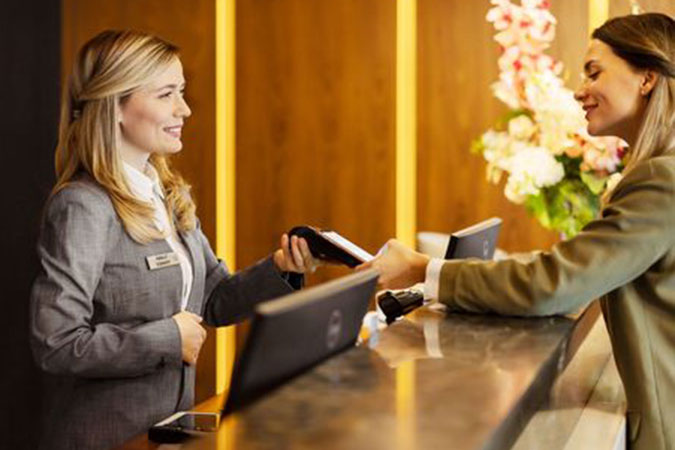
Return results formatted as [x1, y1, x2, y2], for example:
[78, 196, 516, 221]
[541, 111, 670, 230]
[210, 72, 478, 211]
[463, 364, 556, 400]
[361, 13, 675, 450]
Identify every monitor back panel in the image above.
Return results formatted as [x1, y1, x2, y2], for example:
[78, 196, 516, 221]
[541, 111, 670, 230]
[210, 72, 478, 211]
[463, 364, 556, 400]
[224, 270, 378, 414]
[445, 217, 502, 260]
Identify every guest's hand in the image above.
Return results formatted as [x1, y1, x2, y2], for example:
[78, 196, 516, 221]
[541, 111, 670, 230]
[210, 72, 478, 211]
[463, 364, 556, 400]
[357, 239, 430, 290]
[172, 311, 207, 366]
[273, 234, 321, 273]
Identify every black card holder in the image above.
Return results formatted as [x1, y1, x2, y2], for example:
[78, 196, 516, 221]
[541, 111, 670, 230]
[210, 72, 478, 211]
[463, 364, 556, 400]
[148, 424, 192, 443]
[287, 225, 366, 268]
[377, 289, 424, 324]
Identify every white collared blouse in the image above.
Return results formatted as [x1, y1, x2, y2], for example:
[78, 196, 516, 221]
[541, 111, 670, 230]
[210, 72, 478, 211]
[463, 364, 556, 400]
[123, 162, 193, 310]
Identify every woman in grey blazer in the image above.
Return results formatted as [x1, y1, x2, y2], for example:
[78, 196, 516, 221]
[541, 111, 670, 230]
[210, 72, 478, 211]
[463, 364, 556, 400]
[30, 30, 317, 450]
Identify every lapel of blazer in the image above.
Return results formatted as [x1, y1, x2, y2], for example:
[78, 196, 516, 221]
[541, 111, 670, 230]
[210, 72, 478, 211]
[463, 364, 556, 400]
[178, 229, 202, 314]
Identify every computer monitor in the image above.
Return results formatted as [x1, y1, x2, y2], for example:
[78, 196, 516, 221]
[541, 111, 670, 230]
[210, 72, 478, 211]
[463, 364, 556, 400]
[444, 217, 502, 260]
[223, 269, 379, 414]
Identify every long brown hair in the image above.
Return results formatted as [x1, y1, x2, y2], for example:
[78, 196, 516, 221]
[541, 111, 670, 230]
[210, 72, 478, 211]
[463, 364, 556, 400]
[592, 13, 675, 171]
[53, 29, 196, 243]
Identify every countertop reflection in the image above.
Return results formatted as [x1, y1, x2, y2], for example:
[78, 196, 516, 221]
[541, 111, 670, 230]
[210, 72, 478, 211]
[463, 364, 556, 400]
[126, 304, 599, 450]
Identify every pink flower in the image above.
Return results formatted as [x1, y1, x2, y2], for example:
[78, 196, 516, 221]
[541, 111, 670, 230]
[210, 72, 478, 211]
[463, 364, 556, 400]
[576, 135, 625, 174]
[487, 1, 518, 30]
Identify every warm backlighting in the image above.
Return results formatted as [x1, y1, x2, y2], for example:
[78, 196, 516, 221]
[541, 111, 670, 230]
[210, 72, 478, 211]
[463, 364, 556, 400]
[216, 0, 237, 395]
[588, 0, 609, 35]
[396, 2, 417, 445]
[396, 0, 417, 247]
[396, 361, 417, 450]
[217, 414, 237, 450]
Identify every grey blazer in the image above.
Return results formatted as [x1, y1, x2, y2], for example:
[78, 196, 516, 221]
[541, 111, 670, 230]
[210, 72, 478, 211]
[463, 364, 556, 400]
[29, 175, 296, 450]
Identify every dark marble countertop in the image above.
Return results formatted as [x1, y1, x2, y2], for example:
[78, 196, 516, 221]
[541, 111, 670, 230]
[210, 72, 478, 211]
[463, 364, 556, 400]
[139, 302, 600, 450]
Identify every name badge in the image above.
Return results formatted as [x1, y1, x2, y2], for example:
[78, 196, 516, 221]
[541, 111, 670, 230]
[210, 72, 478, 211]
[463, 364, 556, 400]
[146, 252, 180, 270]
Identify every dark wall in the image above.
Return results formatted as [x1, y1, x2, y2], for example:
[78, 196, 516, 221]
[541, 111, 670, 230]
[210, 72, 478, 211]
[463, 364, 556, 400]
[0, 2, 60, 449]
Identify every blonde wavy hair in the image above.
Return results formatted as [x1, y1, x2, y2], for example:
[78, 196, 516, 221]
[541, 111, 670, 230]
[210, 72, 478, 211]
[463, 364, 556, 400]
[53, 29, 196, 243]
[593, 13, 675, 172]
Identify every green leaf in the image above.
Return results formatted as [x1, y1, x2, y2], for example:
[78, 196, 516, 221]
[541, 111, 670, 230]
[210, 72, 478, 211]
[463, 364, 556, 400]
[580, 171, 608, 195]
[525, 193, 551, 229]
[557, 154, 583, 179]
[470, 137, 485, 155]
[523, 180, 600, 237]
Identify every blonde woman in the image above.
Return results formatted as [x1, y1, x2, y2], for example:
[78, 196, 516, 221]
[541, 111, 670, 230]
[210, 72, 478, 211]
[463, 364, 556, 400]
[362, 13, 675, 450]
[30, 30, 317, 449]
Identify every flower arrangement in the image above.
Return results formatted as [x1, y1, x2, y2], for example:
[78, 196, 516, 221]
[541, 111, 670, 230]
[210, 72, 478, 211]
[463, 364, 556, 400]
[472, 0, 626, 237]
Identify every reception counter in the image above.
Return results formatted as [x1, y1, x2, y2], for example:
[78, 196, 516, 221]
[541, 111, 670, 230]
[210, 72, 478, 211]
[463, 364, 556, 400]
[119, 301, 623, 450]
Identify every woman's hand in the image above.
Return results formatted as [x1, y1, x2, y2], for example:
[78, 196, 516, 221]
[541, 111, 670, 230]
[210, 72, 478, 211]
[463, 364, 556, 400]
[172, 311, 207, 366]
[357, 239, 430, 290]
[273, 233, 321, 273]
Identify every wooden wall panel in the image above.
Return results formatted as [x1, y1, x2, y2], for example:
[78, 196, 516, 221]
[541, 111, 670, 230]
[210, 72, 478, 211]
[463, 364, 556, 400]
[61, 0, 216, 402]
[417, 0, 587, 253]
[236, 0, 396, 283]
[61, 0, 216, 242]
[550, 0, 590, 86]
[610, 0, 674, 19]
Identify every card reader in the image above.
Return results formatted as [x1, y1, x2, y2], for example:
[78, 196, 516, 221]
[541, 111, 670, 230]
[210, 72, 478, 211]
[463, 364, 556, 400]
[377, 289, 424, 324]
[287, 225, 373, 268]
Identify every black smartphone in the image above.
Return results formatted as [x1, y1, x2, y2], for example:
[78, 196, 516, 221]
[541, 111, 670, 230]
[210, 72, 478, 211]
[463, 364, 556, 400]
[148, 411, 219, 443]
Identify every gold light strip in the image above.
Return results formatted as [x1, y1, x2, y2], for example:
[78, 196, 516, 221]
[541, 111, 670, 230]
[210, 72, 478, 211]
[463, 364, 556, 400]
[217, 415, 237, 450]
[215, 0, 237, 395]
[396, 361, 417, 450]
[396, 1, 417, 448]
[396, 0, 417, 247]
[588, 0, 609, 35]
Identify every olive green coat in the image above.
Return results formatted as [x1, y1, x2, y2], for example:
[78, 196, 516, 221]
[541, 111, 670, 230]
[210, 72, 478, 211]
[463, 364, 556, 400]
[438, 155, 675, 450]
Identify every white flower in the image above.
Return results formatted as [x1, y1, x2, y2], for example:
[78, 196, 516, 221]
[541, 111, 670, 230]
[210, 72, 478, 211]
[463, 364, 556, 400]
[482, 129, 510, 153]
[482, 130, 512, 170]
[520, 71, 586, 154]
[497, 45, 521, 73]
[478, 0, 610, 212]
[508, 115, 537, 140]
[503, 145, 564, 203]
[487, 1, 520, 31]
[523, 7, 556, 44]
[491, 76, 522, 109]
[538, 124, 576, 155]
[521, 0, 550, 9]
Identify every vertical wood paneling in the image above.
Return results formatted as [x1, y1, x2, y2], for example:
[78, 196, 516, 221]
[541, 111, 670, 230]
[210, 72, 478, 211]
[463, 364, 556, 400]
[609, 0, 674, 19]
[417, 0, 587, 253]
[550, 0, 590, 86]
[61, 0, 216, 243]
[236, 0, 396, 283]
[61, 0, 217, 402]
